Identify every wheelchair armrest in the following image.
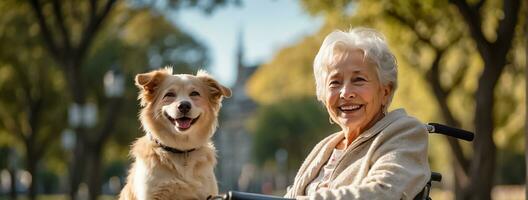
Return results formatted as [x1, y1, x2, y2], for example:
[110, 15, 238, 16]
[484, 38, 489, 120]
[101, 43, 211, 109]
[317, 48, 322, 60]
[215, 172, 442, 200]
[208, 191, 294, 200]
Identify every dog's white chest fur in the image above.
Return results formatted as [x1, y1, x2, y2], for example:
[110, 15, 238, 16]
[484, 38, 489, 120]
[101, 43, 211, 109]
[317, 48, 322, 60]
[127, 148, 218, 199]
[133, 159, 149, 200]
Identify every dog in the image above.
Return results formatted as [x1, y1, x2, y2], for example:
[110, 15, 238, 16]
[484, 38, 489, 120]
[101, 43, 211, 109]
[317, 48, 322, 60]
[119, 67, 231, 200]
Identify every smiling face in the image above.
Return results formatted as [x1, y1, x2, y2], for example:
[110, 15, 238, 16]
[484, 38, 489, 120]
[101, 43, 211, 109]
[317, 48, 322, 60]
[324, 50, 392, 135]
[157, 76, 210, 132]
[135, 68, 231, 149]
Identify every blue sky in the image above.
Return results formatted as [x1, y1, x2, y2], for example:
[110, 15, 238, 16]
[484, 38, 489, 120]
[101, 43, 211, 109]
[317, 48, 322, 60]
[170, 0, 323, 86]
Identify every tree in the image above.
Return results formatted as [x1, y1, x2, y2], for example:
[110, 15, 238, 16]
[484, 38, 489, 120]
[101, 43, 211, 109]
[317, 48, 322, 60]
[524, 7, 528, 199]
[381, 1, 524, 197]
[450, 2, 520, 198]
[25, 0, 120, 198]
[249, 0, 525, 199]
[79, 6, 214, 198]
[525, 2, 527, 198]
[367, 1, 481, 198]
[24, 0, 236, 199]
[301, 0, 524, 199]
[247, 35, 320, 104]
[251, 98, 338, 169]
[0, 1, 67, 199]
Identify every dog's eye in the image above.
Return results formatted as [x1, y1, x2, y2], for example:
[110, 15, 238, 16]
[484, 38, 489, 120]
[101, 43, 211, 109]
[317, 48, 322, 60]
[164, 92, 176, 98]
[190, 91, 200, 96]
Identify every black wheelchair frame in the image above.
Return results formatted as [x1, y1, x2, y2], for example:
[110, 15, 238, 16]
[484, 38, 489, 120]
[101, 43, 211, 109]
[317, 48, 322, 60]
[210, 123, 475, 200]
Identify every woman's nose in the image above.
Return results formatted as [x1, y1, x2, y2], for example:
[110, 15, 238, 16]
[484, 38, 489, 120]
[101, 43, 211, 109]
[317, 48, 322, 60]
[340, 84, 356, 99]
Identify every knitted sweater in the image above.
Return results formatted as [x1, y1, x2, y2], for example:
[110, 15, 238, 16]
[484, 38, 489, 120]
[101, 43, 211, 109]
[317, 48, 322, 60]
[285, 109, 430, 200]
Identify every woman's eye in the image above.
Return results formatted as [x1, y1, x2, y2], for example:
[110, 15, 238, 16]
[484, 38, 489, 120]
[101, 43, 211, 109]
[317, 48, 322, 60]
[354, 77, 366, 82]
[329, 80, 340, 86]
[190, 91, 200, 96]
[164, 92, 176, 98]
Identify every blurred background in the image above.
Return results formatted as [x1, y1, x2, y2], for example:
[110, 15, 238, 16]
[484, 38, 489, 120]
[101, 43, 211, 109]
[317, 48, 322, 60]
[0, 0, 526, 199]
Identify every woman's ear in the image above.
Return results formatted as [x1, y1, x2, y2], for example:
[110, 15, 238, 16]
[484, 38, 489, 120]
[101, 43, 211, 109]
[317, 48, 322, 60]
[196, 70, 232, 100]
[381, 83, 392, 106]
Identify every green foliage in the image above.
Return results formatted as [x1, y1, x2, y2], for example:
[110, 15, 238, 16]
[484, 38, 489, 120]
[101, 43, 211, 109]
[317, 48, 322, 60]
[300, 0, 353, 17]
[0, 0, 214, 194]
[0, 0, 68, 158]
[38, 168, 61, 193]
[78, 6, 212, 149]
[246, 35, 319, 105]
[117, 8, 210, 72]
[246, 24, 347, 105]
[250, 0, 526, 188]
[496, 147, 526, 185]
[250, 97, 339, 170]
[132, 0, 240, 14]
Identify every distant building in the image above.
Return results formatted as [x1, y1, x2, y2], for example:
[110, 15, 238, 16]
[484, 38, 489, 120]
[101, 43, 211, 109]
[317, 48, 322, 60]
[214, 30, 259, 192]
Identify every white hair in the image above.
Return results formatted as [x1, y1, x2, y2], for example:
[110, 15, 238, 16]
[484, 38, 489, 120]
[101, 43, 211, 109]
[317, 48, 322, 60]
[313, 27, 398, 110]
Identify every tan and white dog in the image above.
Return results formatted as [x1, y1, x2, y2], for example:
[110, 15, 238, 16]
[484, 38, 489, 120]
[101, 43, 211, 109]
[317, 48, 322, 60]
[119, 67, 231, 200]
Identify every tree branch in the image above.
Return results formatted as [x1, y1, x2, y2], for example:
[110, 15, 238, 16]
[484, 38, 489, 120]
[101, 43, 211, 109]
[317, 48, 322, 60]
[27, 97, 44, 140]
[474, 0, 485, 11]
[446, 137, 470, 174]
[35, 129, 59, 159]
[11, 61, 33, 104]
[386, 10, 438, 48]
[494, 0, 520, 57]
[51, 0, 72, 52]
[387, 5, 465, 51]
[0, 110, 26, 142]
[449, 0, 490, 57]
[76, 0, 117, 67]
[426, 50, 470, 174]
[445, 62, 469, 94]
[90, 0, 98, 20]
[28, 0, 62, 63]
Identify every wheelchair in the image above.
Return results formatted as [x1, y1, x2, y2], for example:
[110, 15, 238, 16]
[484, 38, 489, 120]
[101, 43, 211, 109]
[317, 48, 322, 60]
[209, 123, 474, 200]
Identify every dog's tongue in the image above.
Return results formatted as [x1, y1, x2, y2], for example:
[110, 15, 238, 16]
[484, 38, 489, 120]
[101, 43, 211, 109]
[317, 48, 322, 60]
[176, 118, 192, 129]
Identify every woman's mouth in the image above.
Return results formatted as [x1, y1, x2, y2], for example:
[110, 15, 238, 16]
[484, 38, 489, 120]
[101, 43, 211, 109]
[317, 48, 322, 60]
[339, 104, 363, 113]
[164, 112, 199, 131]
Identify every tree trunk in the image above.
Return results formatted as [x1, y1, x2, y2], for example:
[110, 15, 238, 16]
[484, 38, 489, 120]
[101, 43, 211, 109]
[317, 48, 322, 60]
[69, 129, 86, 200]
[88, 145, 103, 200]
[523, 2, 528, 197]
[469, 89, 496, 200]
[27, 1, 118, 199]
[447, 0, 519, 198]
[425, 51, 471, 199]
[64, 60, 87, 200]
[8, 168, 17, 200]
[453, 162, 470, 200]
[26, 145, 38, 200]
[87, 96, 123, 200]
[469, 58, 503, 200]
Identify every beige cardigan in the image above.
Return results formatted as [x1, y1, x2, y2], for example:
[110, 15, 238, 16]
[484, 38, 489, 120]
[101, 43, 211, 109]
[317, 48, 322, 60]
[285, 109, 430, 200]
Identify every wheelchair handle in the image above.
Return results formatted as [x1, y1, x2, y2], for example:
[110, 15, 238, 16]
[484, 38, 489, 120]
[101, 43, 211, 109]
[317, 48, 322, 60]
[431, 172, 442, 182]
[426, 123, 474, 141]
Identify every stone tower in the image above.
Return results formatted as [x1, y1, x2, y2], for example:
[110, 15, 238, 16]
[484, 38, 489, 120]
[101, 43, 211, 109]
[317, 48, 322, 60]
[214, 28, 258, 192]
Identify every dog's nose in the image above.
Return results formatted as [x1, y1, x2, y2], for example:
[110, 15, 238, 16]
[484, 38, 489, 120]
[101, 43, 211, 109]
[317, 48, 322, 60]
[178, 101, 191, 113]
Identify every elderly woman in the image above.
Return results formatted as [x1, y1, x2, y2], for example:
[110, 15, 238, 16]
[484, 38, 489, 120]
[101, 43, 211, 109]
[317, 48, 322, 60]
[284, 28, 430, 199]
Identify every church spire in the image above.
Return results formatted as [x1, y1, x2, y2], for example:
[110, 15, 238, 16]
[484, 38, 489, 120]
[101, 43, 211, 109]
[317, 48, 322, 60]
[236, 26, 244, 82]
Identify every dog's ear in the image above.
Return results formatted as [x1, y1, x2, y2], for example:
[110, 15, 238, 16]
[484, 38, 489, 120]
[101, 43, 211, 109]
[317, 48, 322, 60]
[196, 70, 232, 100]
[135, 67, 172, 106]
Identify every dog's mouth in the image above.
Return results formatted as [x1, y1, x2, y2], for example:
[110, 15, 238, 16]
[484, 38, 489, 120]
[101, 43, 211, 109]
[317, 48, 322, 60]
[164, 112, 200, 131]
